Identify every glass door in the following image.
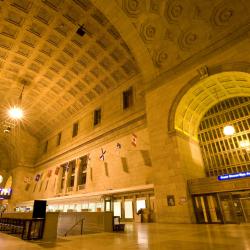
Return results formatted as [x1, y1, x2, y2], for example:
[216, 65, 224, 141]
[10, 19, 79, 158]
[113, 200, 122, 218]
[218, 193, 237, 223]
[124, 200, 133, 219]
[193, 194, 222, 223]
[240, 198, 250, 222]
[193, 196, 208, 223]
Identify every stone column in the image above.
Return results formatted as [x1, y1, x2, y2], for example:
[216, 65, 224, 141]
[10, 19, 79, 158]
[74, 159, 80, 192]
[7, 165, 34, 212]
[145, 81, 205, 223]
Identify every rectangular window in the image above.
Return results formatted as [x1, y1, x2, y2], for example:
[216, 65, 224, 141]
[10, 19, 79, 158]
[68, 160, 76, 188]
[123, 87, 133, 109]
[124, 200, 133, 219]
[93, 108, 101, 126]
[43, 141, 48, 153]
[78, 155, 88, 186]
[60, 164, 67, 191]
[72, 122, 79, 137]
[57, 132, 62, 146]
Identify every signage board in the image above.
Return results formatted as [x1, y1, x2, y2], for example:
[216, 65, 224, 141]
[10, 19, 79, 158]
[218, 171, 250, 181]
[0, 188, 12, 199]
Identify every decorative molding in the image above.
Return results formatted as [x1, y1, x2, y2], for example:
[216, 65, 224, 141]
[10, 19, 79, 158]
[122, 0, 145, 18]
[197, 65, 209, 80]
[140, 21, 157, 43]
[164, 0, 186, 23]
[211, 2, 234, 27]
[152, 48, 168, 68]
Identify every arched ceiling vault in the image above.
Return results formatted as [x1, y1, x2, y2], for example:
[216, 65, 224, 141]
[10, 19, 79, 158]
[173, 72, 250, 140]
[0, 0, 249, 139]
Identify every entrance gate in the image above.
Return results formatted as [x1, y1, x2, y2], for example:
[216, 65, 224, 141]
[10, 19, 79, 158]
[193, 192, 250, 224]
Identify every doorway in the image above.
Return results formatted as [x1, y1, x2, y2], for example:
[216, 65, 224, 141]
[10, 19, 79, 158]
[193, 194, 222, 223]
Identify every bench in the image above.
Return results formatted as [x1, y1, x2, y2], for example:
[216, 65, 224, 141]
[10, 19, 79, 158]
[113, 216, 125, 232]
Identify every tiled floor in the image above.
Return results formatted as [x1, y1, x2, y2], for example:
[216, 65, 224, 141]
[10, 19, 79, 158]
[1, 223, 250, 250]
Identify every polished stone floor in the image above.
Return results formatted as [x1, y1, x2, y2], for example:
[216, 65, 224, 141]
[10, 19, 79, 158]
[1, 223, 250, 250]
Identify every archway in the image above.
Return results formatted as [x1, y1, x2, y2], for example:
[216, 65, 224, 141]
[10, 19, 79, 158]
[168, 71, 250, 224]
[169, 71, 250, 140]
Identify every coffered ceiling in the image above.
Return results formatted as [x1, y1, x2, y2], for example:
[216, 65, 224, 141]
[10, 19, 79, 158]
[0, 0, 249, 139]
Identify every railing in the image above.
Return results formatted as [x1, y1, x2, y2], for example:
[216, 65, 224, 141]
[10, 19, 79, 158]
[0, 217, 45, 240]
[64, 218, 85, 237]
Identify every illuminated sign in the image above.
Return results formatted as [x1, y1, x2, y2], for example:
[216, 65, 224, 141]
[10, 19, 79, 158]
[0, 188, 12, 199]
[218, 171, 250, 181]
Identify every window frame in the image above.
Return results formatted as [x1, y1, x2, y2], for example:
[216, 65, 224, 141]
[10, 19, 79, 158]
[122, 87, 134, 110]
[72, 122, 79, 138]
[93, 108, 102, 126]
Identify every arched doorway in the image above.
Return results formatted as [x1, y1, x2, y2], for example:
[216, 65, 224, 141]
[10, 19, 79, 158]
[168, 71, 250, 224]
[194, 96, 250, 224]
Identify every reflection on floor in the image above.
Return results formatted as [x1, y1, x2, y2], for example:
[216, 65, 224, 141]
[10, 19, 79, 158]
[1, 223, 250, 250]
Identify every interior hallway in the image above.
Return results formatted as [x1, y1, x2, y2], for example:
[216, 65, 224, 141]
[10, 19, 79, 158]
[1, 223, 250, 250]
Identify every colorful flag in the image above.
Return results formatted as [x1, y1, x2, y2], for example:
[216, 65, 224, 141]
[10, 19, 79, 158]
[65, 162, 70, 172]
[55, 167, 60, 175]
[99, 148, 106, 161]
[131, 133, 137, 147]
[47, 170, 52, 178]
[24, 176, 32, 184]
[35, 174, 41, 182]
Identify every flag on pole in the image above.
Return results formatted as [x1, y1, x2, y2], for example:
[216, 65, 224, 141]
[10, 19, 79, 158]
[99, 148, 106, 161]
[131, 133, 137, 147]
[47, 170, 52, 178]
[65, 162, 70, 172]
[24, 176, 32, 184]
[55, 167, 60, 175]
[35, 174, 41, 182]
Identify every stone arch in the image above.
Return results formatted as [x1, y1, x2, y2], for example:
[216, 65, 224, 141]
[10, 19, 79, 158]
[92, 1, 157, 82]
[168, 62, 250, 139]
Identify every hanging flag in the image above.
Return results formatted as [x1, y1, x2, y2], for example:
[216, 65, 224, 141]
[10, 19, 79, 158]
[116, 142, 121, 149]
[55, 167, 60, 175]
[131, 133, 137, 147]
[47, 170, 52, 178]
[35, 174, 41, 182]
[99, 148, 106, 161]
[88, 154, 91, 162]
[24, 176, 32, 184]
[65, 162, 70, 172]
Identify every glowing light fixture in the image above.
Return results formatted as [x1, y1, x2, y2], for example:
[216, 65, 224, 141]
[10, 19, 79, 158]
[8, 106, 23, 120]
[239, 140, 250, 149]
[223, 125, 235, 136]
[7, 84, 25, 121]
[0, 175, 3, 184]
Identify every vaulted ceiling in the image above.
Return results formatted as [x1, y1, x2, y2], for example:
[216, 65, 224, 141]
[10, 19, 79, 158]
[0, 0, 249, 139]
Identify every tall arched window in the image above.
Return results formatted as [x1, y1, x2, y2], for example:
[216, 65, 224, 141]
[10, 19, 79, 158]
[198, 96, 250, 176]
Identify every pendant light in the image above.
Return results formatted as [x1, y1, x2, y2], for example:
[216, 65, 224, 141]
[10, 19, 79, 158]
[8, 84, 25, 120]
[223, 125, 235, 136]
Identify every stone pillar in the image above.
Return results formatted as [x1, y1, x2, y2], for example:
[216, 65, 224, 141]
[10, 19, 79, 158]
[74, 159, 80, 192]
[7, 166, 34, 212]
[145, 81, 205, 223]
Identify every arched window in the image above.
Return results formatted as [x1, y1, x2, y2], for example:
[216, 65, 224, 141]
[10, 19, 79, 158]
[198, 97, 250, 176]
